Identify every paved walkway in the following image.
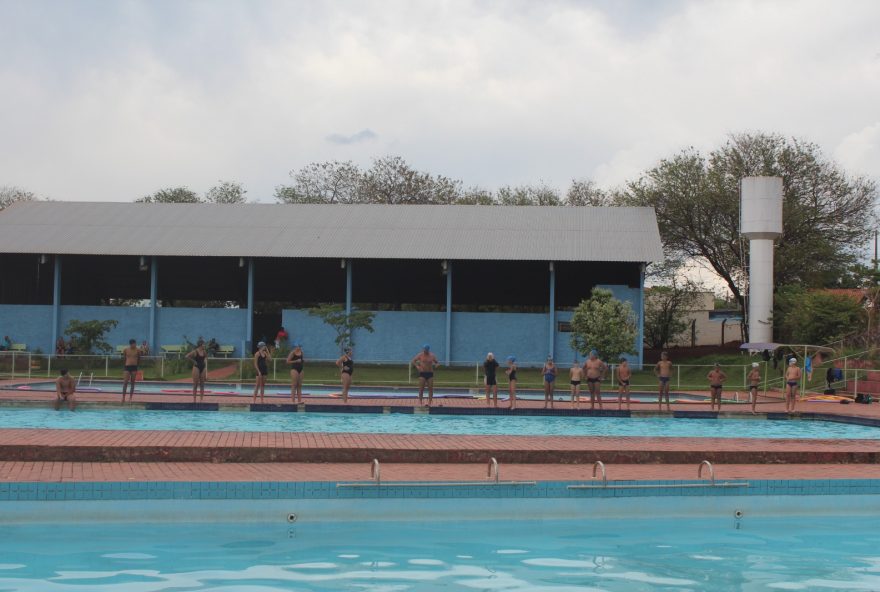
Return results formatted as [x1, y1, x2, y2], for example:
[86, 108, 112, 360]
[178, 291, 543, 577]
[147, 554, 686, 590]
[3, 462, 880, 483]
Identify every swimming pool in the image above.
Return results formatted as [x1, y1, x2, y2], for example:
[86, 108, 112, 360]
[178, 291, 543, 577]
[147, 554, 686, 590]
[12, 380, 712, 403]
[2, 407, 879, 438]
[3, 513, 879, 591]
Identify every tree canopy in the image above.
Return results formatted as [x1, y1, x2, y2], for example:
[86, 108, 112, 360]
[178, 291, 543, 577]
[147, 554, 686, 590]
[137, 181, 248, 204]
[619, 133, 877, 333]
[569, 288, 638, 361]
[0, 186, 38, 211]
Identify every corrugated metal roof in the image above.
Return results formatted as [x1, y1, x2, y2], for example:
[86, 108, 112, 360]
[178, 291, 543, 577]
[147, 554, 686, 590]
[0, 201, 664, 262]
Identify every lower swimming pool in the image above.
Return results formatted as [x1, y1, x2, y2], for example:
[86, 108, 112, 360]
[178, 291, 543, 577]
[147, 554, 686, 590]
[2, 407, 878, 438]
[2, 513, 878, 591]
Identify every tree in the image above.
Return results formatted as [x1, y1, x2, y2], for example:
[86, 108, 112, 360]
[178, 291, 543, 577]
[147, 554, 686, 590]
[496, 183, 561, 206]
[206, 180, 247, 204]
[643, 283, 701, 349]
[566, 179, 611, 206]
[455, 187, 496, 205]
[0, 186, 38, 211]
[775, 287, 865, 344]
[64, 319, 119, 354]
[569, 288, 638, 361]
[275, 160, 364, 204]
[308, 304, 375, 353]
[620, 133, 877, 339]
[137, 187, 202, 203]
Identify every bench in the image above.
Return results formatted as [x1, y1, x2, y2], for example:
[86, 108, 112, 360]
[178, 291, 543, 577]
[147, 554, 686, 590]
[216, 345, 235, 358]
[9, 343, 26, 352]
[160, 344, 186, 358]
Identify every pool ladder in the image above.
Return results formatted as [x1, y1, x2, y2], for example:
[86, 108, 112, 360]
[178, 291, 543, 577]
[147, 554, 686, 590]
[336, 458, 537, 488]
[567, 460, 749, 490]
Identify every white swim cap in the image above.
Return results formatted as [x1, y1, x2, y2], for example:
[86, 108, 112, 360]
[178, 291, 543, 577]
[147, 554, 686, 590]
[752, 362, 759, 368]
[789, 358, 797, 364]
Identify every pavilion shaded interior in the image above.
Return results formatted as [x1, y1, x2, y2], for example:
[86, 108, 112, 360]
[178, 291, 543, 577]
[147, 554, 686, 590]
[0, 254, 641, 311]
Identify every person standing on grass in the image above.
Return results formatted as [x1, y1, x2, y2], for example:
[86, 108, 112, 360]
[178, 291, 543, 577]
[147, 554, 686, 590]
[336, 347, 354, 404]
[506, 356, 518, 410]
[569, 362, 584, 409]
[412, 344, 440, 406]
[617, 357, 632, 410]
[707, 362, 727, 411]
[483, 352, 500, 407]
[542, 356, 557, 408]
[121, 339, 140, 403]
[252, 341, 270, 403]
[785, 357, 802, 414]
[275, 326, 289, 349]
[286, 342, 305, 404]
[654, 351, 672, 411]
[583, 350, 607, 410]
[54, 368, 76, 411]
[747, 362, 761, 414]
[186, 339, 208, 403]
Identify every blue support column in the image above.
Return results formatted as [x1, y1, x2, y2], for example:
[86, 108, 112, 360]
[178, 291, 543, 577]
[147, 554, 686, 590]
[548, 261, 556, 359]
[638, 263, 646, 369]
[445, 261, 452, 366]
[51, 255, 61, 354]
[345, 259, 352, 317]
[148, 256, 158, 352]
[246, 258, 254, 354]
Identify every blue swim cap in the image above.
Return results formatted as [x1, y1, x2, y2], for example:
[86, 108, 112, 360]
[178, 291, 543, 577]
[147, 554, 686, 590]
[507, 356, 516, 362]
[292, 342, 301, 348]
[590, 349, 598, 356]
[422, 344, 430, 350]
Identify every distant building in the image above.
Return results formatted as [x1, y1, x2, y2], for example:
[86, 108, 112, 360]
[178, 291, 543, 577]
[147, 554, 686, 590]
[0, 201, 664, 364]
[647, 291, 743, 347]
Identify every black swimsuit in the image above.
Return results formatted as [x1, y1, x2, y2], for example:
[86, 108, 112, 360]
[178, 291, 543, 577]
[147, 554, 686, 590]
[508, 370, 517, 381]
[289, 353, 304, 372]
[341, 357, 354, 375]
[257, 353, 268, 376]
[193, 351, 206, 372]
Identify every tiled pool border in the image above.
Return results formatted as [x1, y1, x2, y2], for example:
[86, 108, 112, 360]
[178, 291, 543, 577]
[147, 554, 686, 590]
[2, 478, 880, 502]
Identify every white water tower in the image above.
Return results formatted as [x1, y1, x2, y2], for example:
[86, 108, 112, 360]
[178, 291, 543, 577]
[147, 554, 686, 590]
[740, 176, 783, 343]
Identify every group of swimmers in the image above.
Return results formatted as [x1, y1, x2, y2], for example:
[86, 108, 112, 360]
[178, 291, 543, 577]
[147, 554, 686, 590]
[52, 340, 806, 412]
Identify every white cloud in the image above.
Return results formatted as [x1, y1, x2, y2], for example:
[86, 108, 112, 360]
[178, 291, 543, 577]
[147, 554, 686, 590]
[0, 0, 877, 202]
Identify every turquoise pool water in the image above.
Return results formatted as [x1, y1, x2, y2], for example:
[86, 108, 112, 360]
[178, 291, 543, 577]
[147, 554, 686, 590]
[2, 407, 878, 438]
[13, 380, 712, 402]
[2, 515, 879, 591]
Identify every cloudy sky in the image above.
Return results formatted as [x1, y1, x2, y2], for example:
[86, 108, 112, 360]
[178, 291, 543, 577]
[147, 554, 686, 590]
[1, 0, 878, 203]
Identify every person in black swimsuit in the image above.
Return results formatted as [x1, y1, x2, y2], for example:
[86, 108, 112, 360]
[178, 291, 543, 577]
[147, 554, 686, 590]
[505, 356, 518, 410]
[336, 347, 354, 404]
[412, 344, 440, 406]
[252, 341, 270, 403]
[707, 362, 727, 412]
[186, 340, 208, 402]
[483, 352, 500, 407]
[286, 342, 305, 404]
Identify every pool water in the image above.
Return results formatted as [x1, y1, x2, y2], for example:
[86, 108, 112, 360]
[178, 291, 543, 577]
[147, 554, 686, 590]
[2, 515, 879, 591]
[2, 407, 878, 438]
[13, 380, 712, 403]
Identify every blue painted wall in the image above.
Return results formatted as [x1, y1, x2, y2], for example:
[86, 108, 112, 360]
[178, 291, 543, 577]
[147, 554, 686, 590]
[0, 305, 53, 352]
[1, 283, 641, 363]
[156, 308, 247, 357]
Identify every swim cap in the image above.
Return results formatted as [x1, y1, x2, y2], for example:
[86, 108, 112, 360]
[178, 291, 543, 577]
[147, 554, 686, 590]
[590, 349, 598, 356]
[619, 357, 627, 362]
[257, 341, 266, 348]
[789, 358, 797, 364]
[422, 344, 430, 350]
[752, 362, 759, 367]
[714, 362, 720, 367]
[487, 352, 494, 358]
[292, 342, 301, 348]
[507, 356, 516, 362]
[547, 355, 553, 360]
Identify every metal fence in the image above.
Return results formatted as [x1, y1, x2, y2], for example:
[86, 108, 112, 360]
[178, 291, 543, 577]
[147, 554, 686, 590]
[0, 351, 874, 394]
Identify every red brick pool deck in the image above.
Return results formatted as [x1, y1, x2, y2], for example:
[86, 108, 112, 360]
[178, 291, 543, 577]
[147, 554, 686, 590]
[3, 380, 880, 483]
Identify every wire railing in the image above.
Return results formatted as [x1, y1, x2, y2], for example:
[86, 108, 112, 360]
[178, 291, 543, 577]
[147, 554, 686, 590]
[4, 350, 873, 395]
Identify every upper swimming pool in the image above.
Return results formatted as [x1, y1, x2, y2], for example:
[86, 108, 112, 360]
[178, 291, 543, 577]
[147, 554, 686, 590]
[1, 407, 878, 438]
[12, 380, 712, 403]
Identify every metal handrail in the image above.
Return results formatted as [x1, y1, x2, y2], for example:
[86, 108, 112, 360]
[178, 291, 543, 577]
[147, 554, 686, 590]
[488, 457, 499, 483]
[370, 459, 380, 485]
[592, 461, 606, 487]
[698, 460, 714, 485]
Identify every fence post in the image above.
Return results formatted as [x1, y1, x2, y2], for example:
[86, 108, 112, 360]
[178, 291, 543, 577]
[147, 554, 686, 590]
[27, 354, 31, 379]
[475, 362, 479, 385]
[854, 371, 859, 399]
[105, 356, 109, 377]
[10, 351, 14, 379]
[47, 355, 52, 377]
[160, 356, 165, 379]
[408, 363, 412, 384]
[676, 365, 680, 389]
[742, 365, 747, 389]
[272, 358, 277, 381]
